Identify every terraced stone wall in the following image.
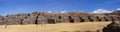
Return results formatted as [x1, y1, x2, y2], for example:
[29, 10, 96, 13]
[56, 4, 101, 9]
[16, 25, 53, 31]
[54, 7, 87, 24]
[0, 12, 120, 25]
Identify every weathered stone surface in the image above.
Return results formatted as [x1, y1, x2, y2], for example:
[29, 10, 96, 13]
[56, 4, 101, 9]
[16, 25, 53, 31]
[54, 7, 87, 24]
[105, 16, 113, 21]
[0, 12, 119, 25]
[103, 21, 120, 32]
[37, 16, 47, 24]
[87, 16, 95, 22]
[117, 17, 120, 21]
[22, 16, 36, 24]
[4, 16, 23, 25]
[0, 17, 3, 20]
[56, 19, 62, 23]
[18, 16, 27, 19]
[47, 18, 55, 24]
[79, 16, 85, 22]
[61, 16, 70, 23]
[113, 17, 120, 21]
[0, 16, 5, 25]
[100, 17, 108, 21]
[95, 16, 102, 21]
[72, 16, 80, 23]
[81, 16, 89, 22]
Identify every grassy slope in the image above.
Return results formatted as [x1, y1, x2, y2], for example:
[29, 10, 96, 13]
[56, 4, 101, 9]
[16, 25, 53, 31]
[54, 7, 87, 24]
[0, 21, 111, 32]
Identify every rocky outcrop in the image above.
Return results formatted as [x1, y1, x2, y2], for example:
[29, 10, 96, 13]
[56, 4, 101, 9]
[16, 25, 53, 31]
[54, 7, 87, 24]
[102, 21, 120, 32]
[0, 12, 119, 25]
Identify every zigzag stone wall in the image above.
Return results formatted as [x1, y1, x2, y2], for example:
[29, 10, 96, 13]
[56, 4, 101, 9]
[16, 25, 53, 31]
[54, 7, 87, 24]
[0, 12, 120, 25]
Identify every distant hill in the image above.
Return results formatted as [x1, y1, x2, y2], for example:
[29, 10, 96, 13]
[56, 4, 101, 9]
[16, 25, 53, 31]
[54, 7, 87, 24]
[102, 10, 120, 17]
[111, 10, 120, 16]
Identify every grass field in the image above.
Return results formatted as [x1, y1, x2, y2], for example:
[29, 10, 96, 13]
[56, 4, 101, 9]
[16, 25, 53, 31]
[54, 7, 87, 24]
[0, 21, 111, 32]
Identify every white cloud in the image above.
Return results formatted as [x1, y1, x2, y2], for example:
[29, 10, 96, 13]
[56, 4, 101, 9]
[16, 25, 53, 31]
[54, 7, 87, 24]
[117, 8, 120, 10]
[47, 11, 52, 13]
[91, 9, 113, 13]
[80, 10, 84, 12]
[61, 10, 67, 13]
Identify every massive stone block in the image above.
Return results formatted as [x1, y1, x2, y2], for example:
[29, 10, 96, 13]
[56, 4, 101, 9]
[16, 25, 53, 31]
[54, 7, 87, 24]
[47, 18, 55, 24]
[56, 19, 62, 23]
[72, 16, 80, 23]
[46, 16, 58, 24]
[0, 20, 6, 25]
[87, 16, 95, 22]
[81, 16, 90, 22]
[117, 17, 120, 21]
[110, 16, 116, 21]
[105, 16, 113, 21]
[16, 15, 27, 20]
[91, 17, 98, 22]
[0, 16, 3, 20]
[95, 16, 102, 21]
[3, 17, 22, 25]
[61, 16, 70, 23]
[100, 17, 109, 21]
[113, 17, 120, 21]
[37, 16, 47, 24]
[22, 16, 36, 24]
[0, 17, 5, 25]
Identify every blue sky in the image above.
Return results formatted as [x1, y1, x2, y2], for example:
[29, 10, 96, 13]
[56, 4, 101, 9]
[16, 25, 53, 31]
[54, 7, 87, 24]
[0, 0, 120, 16]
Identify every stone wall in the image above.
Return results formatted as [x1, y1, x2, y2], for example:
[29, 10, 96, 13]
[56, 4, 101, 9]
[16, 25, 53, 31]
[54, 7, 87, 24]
[0, 12, 120, 25]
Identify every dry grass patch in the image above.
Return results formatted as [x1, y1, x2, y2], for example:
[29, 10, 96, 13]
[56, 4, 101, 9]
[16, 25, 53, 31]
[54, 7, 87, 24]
[0, 21, 111, 32]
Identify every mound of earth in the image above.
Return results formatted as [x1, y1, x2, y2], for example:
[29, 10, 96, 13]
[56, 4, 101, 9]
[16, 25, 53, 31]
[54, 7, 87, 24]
[103, 21, 120, 32]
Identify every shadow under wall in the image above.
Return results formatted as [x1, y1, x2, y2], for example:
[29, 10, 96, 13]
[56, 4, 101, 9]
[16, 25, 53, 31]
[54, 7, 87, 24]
[96, 16, 102, 21]
[103, 17, 108, 21]
[79, 17, 85, 22]
[69, 16, 74, 23]
[87, 16, 94, 22]
[47, 18, 55, 24]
